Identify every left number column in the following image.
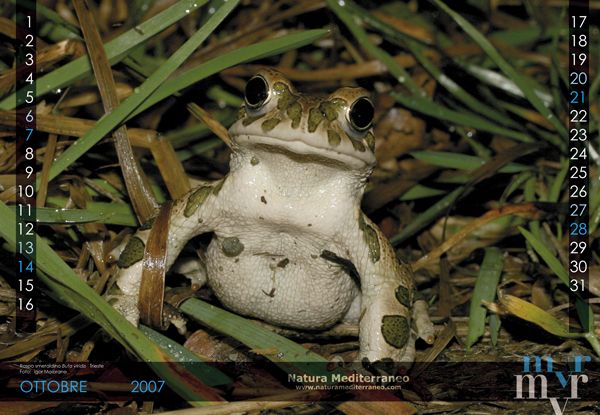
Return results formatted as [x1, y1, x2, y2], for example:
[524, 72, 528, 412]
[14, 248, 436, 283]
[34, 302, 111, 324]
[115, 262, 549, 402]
[15, 3, 37, 332]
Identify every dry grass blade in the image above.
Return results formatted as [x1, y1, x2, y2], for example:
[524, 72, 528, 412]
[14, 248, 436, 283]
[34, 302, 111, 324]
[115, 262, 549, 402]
[495, 293, 580, 339]
[412, 203, 545, 271]
[139, 202, 173, 329]
[0, 315, 90, 360]
[0, 16, 18, 39]
[0, 110, 158, 148]
[187, 103, 232, 148]
[73, 0, 158, 223]
[150, 138, 191, 199]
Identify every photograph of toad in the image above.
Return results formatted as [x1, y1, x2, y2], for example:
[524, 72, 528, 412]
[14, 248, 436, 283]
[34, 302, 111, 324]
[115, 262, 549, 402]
[0, 0, 598, 414]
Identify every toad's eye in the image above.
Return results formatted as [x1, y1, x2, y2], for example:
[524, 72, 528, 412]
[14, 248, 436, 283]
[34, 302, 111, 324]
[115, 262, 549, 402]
[348, 97, 374, 132]
[245, 75, 269, 109]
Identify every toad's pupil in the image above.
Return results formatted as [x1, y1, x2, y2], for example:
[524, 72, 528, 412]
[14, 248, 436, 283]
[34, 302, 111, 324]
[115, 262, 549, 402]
[349, 97, 374, 131]
[245, 76, 269, 107]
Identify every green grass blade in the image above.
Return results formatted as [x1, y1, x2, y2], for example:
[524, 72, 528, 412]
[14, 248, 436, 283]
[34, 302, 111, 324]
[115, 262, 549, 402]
[575, 298, 593, 335]
[518, 226, 568, 286]
[467, 247, 503, 349]
[400, 184, 446, 200]
[47, 197, 138, 226]
[548, 158, 568, 202]
[431, 0, 568, 144]
[0, 0, 207, 109]
[0, 201, 219, 404]
[489, 313, 501, 346]
[489, 26, 549, 46]
[40, 0, 240, 187]
[140, 325, 232, 387]
[592, 203, 600, 234]
[391, 91, 533, 142]
[10, 206, 137, 226]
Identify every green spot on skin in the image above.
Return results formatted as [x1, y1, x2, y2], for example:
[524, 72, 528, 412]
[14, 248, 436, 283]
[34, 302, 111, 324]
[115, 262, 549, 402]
[222, 237, 244, 257]
[250, 156, 260, 166]
[366, 132, 375, 151]
[359, 215, 380, 263]
[242, 113, 264, 126]
[327, 129, 341, 147]
[287, 101, 302, 129]
[308, 107, 323, 133]
[212, 178, 225, 195]
[319, 101, 339, 122]
[262, 117, 281, 132]
[395, 285, 412, 308]
[184, 186, 212, 217]
[273, 82, 287, 95]
[350, 138, 366, 152]
[381, 315, 410, 349]
[118, 236, 145, 268]
[274, 82, 296, 110]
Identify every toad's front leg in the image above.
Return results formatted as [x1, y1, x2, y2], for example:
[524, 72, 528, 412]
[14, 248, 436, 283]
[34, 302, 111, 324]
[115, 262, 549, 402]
[111, 181, 224, 326]
[353, 214, 434, 363]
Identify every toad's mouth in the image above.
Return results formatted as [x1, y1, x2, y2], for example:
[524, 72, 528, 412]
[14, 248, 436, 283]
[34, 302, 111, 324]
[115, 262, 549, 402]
[230, 133, 375, 169]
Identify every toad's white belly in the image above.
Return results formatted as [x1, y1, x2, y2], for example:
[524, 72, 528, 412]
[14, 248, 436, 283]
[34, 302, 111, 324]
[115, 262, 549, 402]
[205, 229, 358, 330]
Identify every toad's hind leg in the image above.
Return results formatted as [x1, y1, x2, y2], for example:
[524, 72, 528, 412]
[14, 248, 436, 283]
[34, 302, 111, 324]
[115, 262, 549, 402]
[351, 214, 434, 363]
[171, 255, 208, 288]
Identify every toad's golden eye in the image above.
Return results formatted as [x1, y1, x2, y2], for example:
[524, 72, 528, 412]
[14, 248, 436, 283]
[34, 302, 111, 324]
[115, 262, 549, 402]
[348, 97, 374, 132]
[244, 75, 269, 109]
